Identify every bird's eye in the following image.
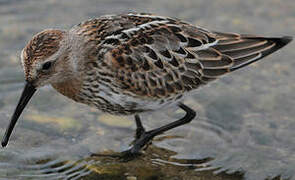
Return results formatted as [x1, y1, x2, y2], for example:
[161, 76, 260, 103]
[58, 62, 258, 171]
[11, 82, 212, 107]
[42, 62, 52, 70]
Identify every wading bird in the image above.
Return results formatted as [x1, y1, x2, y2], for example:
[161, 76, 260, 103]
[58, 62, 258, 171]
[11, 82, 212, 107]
[2, 13, 292, 155]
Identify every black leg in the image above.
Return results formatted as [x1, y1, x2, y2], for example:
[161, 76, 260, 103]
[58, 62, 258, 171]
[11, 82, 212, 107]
[126, 102, 196, 155]
[134, 114, 146, 140]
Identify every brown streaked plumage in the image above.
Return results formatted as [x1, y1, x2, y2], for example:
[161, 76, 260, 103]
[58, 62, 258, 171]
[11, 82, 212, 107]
[21, 29, 66, 81]
[1, 13, 292, 155]
[51, 77, 83, 101]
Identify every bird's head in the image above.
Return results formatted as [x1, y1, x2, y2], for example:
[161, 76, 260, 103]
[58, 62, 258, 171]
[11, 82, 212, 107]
[1, 29, 73, 147]
[21, 29, 71, 88]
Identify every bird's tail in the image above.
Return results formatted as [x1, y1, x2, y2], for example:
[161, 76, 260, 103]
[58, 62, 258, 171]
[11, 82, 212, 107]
[211, 33, 293, 72]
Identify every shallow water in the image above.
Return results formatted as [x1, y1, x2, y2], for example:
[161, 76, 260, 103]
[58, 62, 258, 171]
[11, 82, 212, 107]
[0, 0, 294, 179]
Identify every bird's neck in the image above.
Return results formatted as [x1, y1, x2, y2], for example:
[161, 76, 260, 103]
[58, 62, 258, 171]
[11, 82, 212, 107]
[51, 75, 83, 102]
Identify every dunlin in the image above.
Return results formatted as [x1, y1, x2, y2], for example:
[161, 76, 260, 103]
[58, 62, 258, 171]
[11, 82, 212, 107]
[1, 13, 292, 154]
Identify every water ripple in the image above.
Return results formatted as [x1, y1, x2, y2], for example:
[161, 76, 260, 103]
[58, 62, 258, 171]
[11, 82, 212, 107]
[0, 158, 94, 180]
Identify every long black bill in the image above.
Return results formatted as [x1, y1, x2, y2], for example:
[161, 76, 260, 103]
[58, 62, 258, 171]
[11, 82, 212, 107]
[1, 82, 36, 147]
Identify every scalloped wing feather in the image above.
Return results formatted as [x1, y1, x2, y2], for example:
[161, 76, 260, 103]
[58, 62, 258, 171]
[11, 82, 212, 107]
[75, 13, 292, 99]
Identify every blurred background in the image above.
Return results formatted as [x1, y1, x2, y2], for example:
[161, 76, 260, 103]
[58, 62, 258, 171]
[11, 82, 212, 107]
[0, 0, 294, 179]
